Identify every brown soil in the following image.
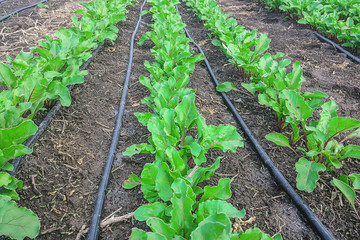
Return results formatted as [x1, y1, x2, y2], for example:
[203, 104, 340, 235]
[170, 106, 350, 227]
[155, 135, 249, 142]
[1, 0, 359, 239]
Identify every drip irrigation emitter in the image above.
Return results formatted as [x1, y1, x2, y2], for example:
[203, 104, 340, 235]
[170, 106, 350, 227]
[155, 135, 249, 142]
[86, 0, 147, 239]
[0, 0, 49, 22]
[8, 45, 103, 177]
[313, 31, 360, 64]
[176, 5, 335, 240]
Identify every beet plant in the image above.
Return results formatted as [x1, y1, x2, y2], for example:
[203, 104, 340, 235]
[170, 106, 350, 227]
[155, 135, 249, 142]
[122, 0, 281, 238]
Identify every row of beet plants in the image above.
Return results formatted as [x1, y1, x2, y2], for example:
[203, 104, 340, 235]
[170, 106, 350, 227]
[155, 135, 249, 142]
[0, 0, 134, 239]
[261, 0, 360, 50]
[121, 0, 282, 238]
[185, 0, 360, 218]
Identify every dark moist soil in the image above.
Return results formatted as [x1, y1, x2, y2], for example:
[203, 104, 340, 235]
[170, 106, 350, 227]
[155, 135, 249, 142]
[1, 0, 359, 239]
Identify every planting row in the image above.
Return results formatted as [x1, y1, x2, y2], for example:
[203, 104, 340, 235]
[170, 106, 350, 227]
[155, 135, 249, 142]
[120, 0, 282, 238]
[260, 0, 360, 50]
[0, 0, 134, 238]
[185, 0, 360, 219]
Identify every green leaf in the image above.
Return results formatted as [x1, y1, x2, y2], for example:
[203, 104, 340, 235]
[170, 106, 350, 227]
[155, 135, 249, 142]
[188, 157, 221, 187]
[165, 147, 186, 172]
[200, 178, 232, 202]
[196, 200, 245, 224]
[237, 228, 275, 240]
[332, 177, 356, 211]
[134, 202, 167, 221]
[295, 158, 326, 192]
[0, 195, 40, 239]
[129, 228, 167, 240]
[212, 39, 221, 47]
[141, 163, 160, 203]
[175, 94, 198, 135]
[349, 174, 360, 189]
[265, 133, 291, 148]
[0, 119, 37, 149]
[0, 63, 16, 90]
[123, 174, 141, 189]
[216, 82, 238, 92]
[123, 143, 155, 157]
[328, 117, 360, 138]
[155, 163, 175, 201]
[147, 218, 176, 239]
[170, 178, 196, 237]
[340, 145, 360, 160]
[286, 61, 304, 89]
[202, 125, 243, 152]
[281, 90, 313, 123]
[46, 81, 71, 106]
[190, 213, 231, 240]
[0, 172, 12, 188]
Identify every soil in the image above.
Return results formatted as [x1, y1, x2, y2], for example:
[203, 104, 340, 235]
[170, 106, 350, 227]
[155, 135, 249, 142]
[0, 0, 359, 239]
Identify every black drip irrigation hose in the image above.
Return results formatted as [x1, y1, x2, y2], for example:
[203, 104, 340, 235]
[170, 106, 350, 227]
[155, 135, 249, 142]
[176, 5, 335, 240]
[86, 0, 147, 239]
[313, 31, 360, 64]
[0, 0, 48, 22]
[8, 45, 103, 177]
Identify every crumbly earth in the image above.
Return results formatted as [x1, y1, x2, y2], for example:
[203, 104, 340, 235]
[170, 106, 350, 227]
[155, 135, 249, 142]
[1, 0, 359, 239]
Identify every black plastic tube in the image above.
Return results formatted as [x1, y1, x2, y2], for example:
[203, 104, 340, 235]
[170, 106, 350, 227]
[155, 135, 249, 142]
[313, 31, 360, 64]
[0, 0, 48, 22]
[176, 6, 335, 240]
[86, 1, 147, 239]
[8, 45, 103, 177]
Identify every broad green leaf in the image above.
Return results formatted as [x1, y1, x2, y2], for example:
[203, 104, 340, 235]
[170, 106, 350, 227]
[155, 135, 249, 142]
[123, 143, 155, 157]
[141, 163, 159, 203]
[0, 172, 12, 188]
[129, 228, 167, 240]
[332, 178, 356, 211]
[135, 112, 153, 126]
[161, 109, 180, 141]
[322, 100, 338, 118]
[190, 213, 231, 240]
[170, 178, 196, 237]
[0, 195, 40, 239]
[216, 82, 238, 92]
[175, 94, 198, 136]
[155, 163, 175, 201]
[148, 116, 175, 150]
[202, 125, 243, 152]
[340, 145, 360, 160]
[295, 158, 326, 192]
[196, 200, 245, 224]
[0, 63, 16, 90]
[212, 39, 221, 47]
[286, 62, 304, 89]
[0, 119, 37, 148]
[328, 117, 360, 138]
[303, 91, 328, 99]
[349, 174, 360, 189]
[200, 178, 232, 202]
[46, 81, 71, 106]
[188, 157, 221, 187]
[265, 133, 291, 148]
[147, 218, 176, 239]
[134, 202, 167, 221]
[165, 147, 186, 172]
[123, 174, 141, 189]
[0, 102, 31, 128]
[280, 89, 313, 124]
[130, 228, 147, 239]
[237, 227, 275, 240]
